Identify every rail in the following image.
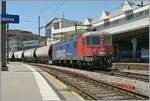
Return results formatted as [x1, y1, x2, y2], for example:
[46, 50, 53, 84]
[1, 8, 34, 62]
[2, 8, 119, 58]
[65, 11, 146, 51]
[95, 70, 149, 82]
[31, 63, 149, 100]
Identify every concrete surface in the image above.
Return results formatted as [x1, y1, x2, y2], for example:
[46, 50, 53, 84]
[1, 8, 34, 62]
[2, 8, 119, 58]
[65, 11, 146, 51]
[30, 65, 84, 101]
[0, 62, 60, 101]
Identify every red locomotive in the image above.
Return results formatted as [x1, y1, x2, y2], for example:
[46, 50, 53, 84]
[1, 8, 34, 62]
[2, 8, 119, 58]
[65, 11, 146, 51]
[77, 32, 113, 69]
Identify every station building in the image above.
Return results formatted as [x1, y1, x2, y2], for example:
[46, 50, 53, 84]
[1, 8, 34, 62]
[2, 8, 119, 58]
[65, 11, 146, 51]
[45, 0, 149, 63]
[92, 0, 149, 62]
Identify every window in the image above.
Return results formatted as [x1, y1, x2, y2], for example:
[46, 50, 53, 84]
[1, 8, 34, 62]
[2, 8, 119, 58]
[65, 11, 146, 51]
[54, 22, 60, 29]
[91, 36, 100, 45]
[86, 36, 91, 45]
[113, 20, 119, 24]
[135, 11, 144, 18]
[104, 21, 110, 27]
[126, 14, 134, 20]
[144, 10, 149, 16]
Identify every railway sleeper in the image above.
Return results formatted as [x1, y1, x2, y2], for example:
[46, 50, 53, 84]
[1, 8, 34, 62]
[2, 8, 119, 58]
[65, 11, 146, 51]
[96, 93, 124, 98]
[103, 95, 134, 100]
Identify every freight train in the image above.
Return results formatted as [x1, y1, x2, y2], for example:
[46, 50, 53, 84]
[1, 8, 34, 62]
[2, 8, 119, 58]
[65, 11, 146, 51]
[9, 32, 113, 69]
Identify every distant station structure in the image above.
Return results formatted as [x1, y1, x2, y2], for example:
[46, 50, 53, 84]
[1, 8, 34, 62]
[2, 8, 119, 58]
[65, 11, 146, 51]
[8, 29, 46, 52]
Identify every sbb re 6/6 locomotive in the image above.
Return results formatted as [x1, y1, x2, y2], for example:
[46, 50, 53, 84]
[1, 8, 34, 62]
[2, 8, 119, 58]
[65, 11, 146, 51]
[52, 32, 113, 69]
[10, 32, 113, 70]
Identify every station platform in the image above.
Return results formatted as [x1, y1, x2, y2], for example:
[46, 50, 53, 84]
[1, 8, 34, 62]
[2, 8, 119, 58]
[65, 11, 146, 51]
[1, 62, 84, 101]
[0, 62, 84, 101]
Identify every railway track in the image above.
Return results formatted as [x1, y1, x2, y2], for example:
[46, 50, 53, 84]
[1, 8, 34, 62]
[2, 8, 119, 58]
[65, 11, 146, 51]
[31, 64, 149, 100]
[110, 70, 149, 82]
[95, 70, 149, 82]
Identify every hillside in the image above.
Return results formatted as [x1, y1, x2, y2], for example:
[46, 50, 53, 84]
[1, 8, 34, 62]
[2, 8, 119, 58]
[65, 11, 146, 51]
[8, 29, 43, 41]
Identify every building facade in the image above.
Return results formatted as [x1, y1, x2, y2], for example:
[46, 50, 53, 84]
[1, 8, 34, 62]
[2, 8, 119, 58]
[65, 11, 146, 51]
[91, 0, 149, 62]
[22, 39, 46, 49]
[45, 17, 83, 39]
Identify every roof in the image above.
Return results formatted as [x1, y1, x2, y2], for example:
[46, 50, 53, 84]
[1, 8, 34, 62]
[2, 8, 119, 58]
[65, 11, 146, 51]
[61, 18, 82, 25]
[122, 0, 135, 12]
[45, 17, 59, 27]
[100, 10, 110, 20]
[84, 18, 93, 25]
[45, 17, 82, 27]
[93, 0, 140, 23]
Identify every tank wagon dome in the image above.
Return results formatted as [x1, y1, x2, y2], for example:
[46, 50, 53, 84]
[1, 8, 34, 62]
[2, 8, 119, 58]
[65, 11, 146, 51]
[23, 48, 36, 60]
[14, 50, 24, 59]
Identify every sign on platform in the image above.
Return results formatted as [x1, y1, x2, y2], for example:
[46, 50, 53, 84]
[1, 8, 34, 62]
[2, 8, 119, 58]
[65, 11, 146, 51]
[1, 14, 19, 23]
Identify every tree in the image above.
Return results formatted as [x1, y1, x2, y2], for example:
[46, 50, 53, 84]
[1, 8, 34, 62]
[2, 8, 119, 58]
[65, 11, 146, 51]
[61, 28, 85, 41]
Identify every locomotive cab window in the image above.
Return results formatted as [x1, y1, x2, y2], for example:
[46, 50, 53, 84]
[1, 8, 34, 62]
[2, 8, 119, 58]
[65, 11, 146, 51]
[91, 36, 100, 45]
[86, 36, 91, 45]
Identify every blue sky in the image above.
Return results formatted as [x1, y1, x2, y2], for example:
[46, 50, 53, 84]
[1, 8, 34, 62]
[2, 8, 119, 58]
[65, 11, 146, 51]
[6, 0, 146, 36]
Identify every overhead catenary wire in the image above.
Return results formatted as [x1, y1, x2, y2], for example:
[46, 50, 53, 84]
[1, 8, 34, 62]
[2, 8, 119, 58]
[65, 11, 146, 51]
[38, 0, 65, 37]
[36, 0, 61, 16]
[48, 0, 65, 19]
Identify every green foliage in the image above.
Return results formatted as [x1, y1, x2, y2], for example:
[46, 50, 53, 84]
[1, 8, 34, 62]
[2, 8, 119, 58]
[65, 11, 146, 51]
[101, 32, 110, 36]
[61, 28, 84, 41]
[63, 86, 74, 91]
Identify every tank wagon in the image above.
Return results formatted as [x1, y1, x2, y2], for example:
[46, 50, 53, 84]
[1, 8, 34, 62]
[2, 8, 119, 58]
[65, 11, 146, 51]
[52, 32, 113, 69]
[35, 44, 53, 63]
[23, 48, 36, 62]
[14, 50, 24, 61]
[8, 52, 15, 61]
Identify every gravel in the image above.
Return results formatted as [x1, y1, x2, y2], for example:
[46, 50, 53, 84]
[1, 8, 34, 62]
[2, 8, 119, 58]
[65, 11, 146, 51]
[120, 69, 149, 75]
[45, 65, 149, 96]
